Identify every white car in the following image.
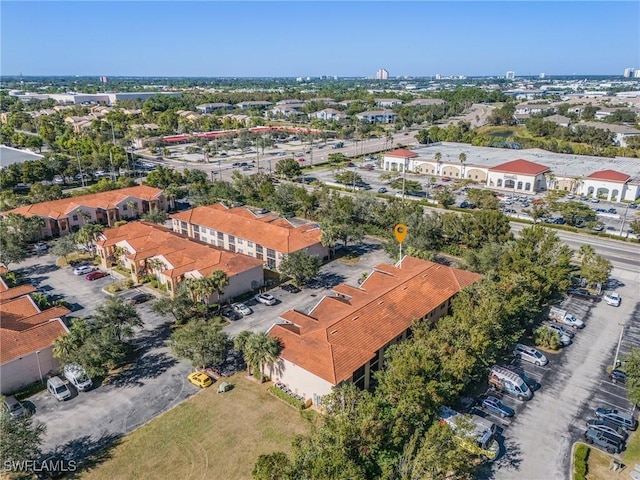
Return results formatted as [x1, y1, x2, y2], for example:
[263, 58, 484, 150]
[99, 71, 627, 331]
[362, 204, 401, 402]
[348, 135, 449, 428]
[605, 293, 621, 307]
[559, 314, 585, 329]
[232, 303, 252, 316]
[513, 343, 548, 366]
[255, 293, 277, 306]
[73, 265, 95, 276]
[34, 242, 48, 252]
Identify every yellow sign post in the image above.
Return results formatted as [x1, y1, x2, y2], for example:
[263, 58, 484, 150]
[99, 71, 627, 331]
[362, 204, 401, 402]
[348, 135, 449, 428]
[394, 224, 408, 265]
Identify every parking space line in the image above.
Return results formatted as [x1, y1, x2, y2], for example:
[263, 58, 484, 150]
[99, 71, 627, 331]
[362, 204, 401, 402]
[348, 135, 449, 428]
[592, 397, 632, 413]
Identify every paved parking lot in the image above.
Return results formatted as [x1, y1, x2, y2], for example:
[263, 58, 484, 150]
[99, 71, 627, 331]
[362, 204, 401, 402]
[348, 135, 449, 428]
[483, 266, 640, 479]
[14, 240, 392, 460]
[14, 254, 197, 460]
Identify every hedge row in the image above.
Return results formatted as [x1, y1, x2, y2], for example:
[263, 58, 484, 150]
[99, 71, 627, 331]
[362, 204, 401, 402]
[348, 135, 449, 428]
[574, 443, 590, 480]
[268, 386, 304, 410]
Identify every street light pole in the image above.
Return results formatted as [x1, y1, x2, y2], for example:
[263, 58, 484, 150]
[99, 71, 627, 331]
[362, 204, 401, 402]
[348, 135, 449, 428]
[613, 323, 626, 369]
[619, 203, 630, 236]
[35, 350, 44, 383]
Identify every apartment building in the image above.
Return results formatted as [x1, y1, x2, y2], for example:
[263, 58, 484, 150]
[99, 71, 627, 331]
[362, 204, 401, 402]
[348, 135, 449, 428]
[266, 256, 482, 405]
[95, 222, 264, 301]
[171, 204, 328, 269]
[6, 186, 168, 239]
[0, 277, 70, 394]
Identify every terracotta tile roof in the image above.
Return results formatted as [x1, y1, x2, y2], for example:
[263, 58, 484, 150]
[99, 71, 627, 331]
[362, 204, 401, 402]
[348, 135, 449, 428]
[385, 148, 419, 158]
[0, 296, 69, 364]
[587, 170, 631, 183]
[96, 221, 263, 280]
[269, 257, 482, 385]
[5, 186, 164, 219]
[489, 159, 550, 176]
[171, 204, 322, 254]
[0, 279, 37, 303]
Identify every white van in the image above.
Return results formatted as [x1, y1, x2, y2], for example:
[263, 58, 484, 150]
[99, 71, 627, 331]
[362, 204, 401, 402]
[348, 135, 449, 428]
[47, 376, 72, 401]
[489, 366, 533, 401]
[63, 364, 93, 392]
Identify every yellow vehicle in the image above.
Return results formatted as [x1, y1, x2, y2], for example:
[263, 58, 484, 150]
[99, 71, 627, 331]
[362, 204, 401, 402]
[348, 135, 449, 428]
[188, 372, 213, 388]
[438, 406, 500, 462]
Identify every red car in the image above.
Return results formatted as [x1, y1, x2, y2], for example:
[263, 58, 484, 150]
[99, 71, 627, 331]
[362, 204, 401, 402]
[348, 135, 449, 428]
[85, 270, 108, 281]
[442, 177, 451, 182]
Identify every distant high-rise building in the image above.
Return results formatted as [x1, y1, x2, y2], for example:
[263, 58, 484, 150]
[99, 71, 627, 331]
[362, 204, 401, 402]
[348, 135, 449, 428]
[506, 71, 516, 80]
[376, 68, 389, 80]
[635, 70, 640, 78]
[624, 67, 635, 78]
[539, 73, 546, 79]
[435, 73, 442, 80]
[100, 76, 108, 83]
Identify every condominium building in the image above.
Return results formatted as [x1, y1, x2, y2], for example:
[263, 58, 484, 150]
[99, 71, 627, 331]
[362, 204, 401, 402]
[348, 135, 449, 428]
[5, 186, 168, 239]
[95, 222, 264, 301]
[171, 204, 328, 269]
[266, 256, 482, 405]
[375, 68, 389, 80]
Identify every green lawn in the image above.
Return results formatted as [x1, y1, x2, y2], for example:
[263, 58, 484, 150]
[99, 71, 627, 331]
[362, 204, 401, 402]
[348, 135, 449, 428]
[623, 428, 640, 468]
[81, 375, 314, 480]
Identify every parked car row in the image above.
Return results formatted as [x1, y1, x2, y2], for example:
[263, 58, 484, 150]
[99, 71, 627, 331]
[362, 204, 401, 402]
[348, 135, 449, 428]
[584, 407, 638, 453]
[46, 364, 94, 402]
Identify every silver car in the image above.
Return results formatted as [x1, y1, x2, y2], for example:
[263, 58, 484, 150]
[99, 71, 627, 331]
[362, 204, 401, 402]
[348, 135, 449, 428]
[513, 344, 548, 366]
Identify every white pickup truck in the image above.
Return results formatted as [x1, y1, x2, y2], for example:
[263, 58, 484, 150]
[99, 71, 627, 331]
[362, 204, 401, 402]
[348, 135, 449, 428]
[549, 306, 585, 329]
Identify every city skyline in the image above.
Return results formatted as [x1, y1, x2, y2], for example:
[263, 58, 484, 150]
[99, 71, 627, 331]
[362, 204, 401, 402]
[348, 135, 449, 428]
[1, 1, 638, 77]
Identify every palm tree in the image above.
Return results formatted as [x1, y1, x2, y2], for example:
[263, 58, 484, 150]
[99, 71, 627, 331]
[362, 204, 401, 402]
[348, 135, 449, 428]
[126, 201, 139, 219]
[234, 330, 254, 374]
[246, 332, 283, 382]
[434, 152, 442, 175]
[208, 270, 229, 308]
[459, 152, 467, 179]
[76, 223, 104, 251]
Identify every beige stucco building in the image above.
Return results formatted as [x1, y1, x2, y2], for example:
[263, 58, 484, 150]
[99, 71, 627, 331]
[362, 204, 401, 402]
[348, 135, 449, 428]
[267, 257, 482, 406]
[171, 204, 328, 270]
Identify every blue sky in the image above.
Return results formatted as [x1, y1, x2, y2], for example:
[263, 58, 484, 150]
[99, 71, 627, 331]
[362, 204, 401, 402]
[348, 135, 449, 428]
[2, 1, 638, 77]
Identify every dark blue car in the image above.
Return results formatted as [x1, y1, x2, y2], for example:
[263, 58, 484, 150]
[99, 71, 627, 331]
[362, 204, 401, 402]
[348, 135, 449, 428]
[482, 396, 515, 418]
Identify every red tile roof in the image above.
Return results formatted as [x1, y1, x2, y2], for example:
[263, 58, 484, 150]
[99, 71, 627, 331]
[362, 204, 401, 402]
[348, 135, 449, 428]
[489, 159, 550, 176]
[269, 257, 482, 385]
[0, 296, 69, 364]
[0, 279, 37, 303]
[587, 170, 631, 183]
[171, 204, 323, 254]
[5, 186, 164, 219]
[385, 148, 419, 158]
[96, 221, 263, 279]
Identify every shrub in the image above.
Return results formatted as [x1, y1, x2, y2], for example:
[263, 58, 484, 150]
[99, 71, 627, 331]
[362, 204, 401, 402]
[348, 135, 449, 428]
[573, 443, 589, 480]
[150, 279, 159, 289]
[125, 279, 134, 289]
[268, 386, 304, 410]
[534, 326, 561, 350]
[11, 381, 47, 401]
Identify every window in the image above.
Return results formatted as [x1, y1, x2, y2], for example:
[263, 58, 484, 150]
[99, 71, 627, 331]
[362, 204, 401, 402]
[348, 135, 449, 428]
[123, 205, 128, 211]
[256, 244, 263, 255]
[236, 238, 243, 245]
[517, 181, 523, 190]
[72, 215, 78, 221]
[209, 229, 215, 236]
[228, 235, 235, 244]
[194, 233, 200, 241]
[353, 365, 365, 382]
[229, 245, 236, 252]
[247, 241, 254, 248]
[181, 221, 187, 230]
[267, 248, 276, 259]
[237, 249, 243, 254]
